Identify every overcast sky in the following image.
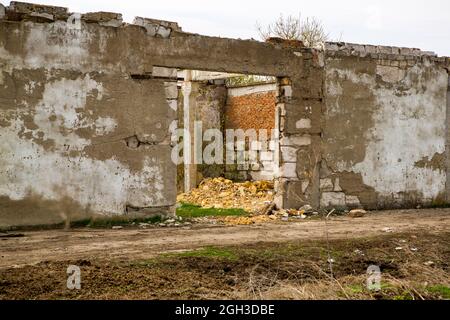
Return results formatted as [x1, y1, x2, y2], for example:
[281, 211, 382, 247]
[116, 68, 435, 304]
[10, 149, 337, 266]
[3, 0, 450, 56]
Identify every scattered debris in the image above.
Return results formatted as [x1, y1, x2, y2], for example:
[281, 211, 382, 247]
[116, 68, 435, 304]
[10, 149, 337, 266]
[177, 178, 274, 213]
[299, 204, 314, 213]
[259, 202, 276, 215]
[382, 227, 394, 233]
[348, 209, 366, 218]
[424, 261, 435, 267]
[272, 207, 313, 218]
[112, 226, 123, 230]
[395, 247, 403, 250]
[218, 215, 273, 226]
[410, 247, 418, 252]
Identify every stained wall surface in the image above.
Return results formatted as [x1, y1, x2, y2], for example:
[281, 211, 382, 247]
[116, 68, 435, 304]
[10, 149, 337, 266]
[0, 2, 316, 227]
[1, 2, 449, 228]
[322, 43, 450, 209]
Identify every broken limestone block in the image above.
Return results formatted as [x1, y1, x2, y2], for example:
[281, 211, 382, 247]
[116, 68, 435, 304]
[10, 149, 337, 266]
[281, 146, 297, 163]
[390, 47, 400, 55]
[325, 43, 339, 51]
[348, 209, 366, 218]
[299, 204, 313, 213]
[364, 45, 377, 54]
[82, 12, 123, 27]
[345, 195, 361, 207]
[320, 192, 346, 207]
[280, 134, 311, 147]
[400, 47, 413, 56]
[350, 44, 365, 53]
[250, 171, 273, 181]
[320, 178, 334, 192]
[7, 1, 68, 21]
[377, 46, 393, 54]
[295, 118, 312, 129]
[153, 66, 177, 79]
[134, 17, 180, 38]
[280, 163, 298, 179]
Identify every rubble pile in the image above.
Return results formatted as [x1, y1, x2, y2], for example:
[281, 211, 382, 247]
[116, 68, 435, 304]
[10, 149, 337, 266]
[177, 177, 275, 213]
[217, 215, 277, 226]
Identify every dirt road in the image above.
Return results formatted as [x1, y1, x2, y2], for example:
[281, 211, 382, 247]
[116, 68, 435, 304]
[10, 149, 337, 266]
[1, 208, 449, 269]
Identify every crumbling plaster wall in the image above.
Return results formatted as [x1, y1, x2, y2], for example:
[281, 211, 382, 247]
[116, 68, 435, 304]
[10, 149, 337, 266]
[193, 81, 227, 181]
[4, 2, 445, 223]
[322, 43, 450, 209]
[0, 2, 317, 227]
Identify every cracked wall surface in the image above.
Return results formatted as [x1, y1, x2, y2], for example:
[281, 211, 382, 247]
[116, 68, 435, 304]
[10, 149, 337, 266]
[0, 1, 315, 227]
[1, 2, 449, 228]
[322, 44, 450, 209]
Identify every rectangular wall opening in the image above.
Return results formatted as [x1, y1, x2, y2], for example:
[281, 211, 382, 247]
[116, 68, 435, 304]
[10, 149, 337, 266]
[173, 69, 285, 214]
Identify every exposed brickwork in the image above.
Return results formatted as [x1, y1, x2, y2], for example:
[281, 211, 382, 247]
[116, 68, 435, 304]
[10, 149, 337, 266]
[225, 91, 276, 132]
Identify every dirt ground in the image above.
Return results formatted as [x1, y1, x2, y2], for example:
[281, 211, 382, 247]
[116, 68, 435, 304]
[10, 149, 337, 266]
[0, 208, 449, 300]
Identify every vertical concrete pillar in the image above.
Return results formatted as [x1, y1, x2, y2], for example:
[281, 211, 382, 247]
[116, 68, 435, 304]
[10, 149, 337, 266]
[183, 71, 198, 192]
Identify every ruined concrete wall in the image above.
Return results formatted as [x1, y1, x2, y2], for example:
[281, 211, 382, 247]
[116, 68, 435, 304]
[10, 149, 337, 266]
[0, 2, 314, 226]
[276, 51, 325, 210]
[195, 82, 227, 181]
[0, 2, 180, 227]
[224, 83, 277, 181]
[322, 43, 450, 209]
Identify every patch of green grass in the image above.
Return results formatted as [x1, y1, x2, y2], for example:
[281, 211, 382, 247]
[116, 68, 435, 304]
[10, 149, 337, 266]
[165, 246, 238, 260]
[426, 285, 450, 299]
[393, 292, 414, 300]
[176, 203, 248, 218]
[347, 284, 365, 294]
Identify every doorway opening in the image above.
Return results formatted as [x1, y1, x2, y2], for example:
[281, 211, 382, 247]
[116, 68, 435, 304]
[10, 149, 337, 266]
[173, 69, 287, 215]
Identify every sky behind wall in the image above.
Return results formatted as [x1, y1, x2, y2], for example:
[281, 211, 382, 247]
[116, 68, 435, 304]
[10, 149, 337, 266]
[3, 0, 450, 56]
